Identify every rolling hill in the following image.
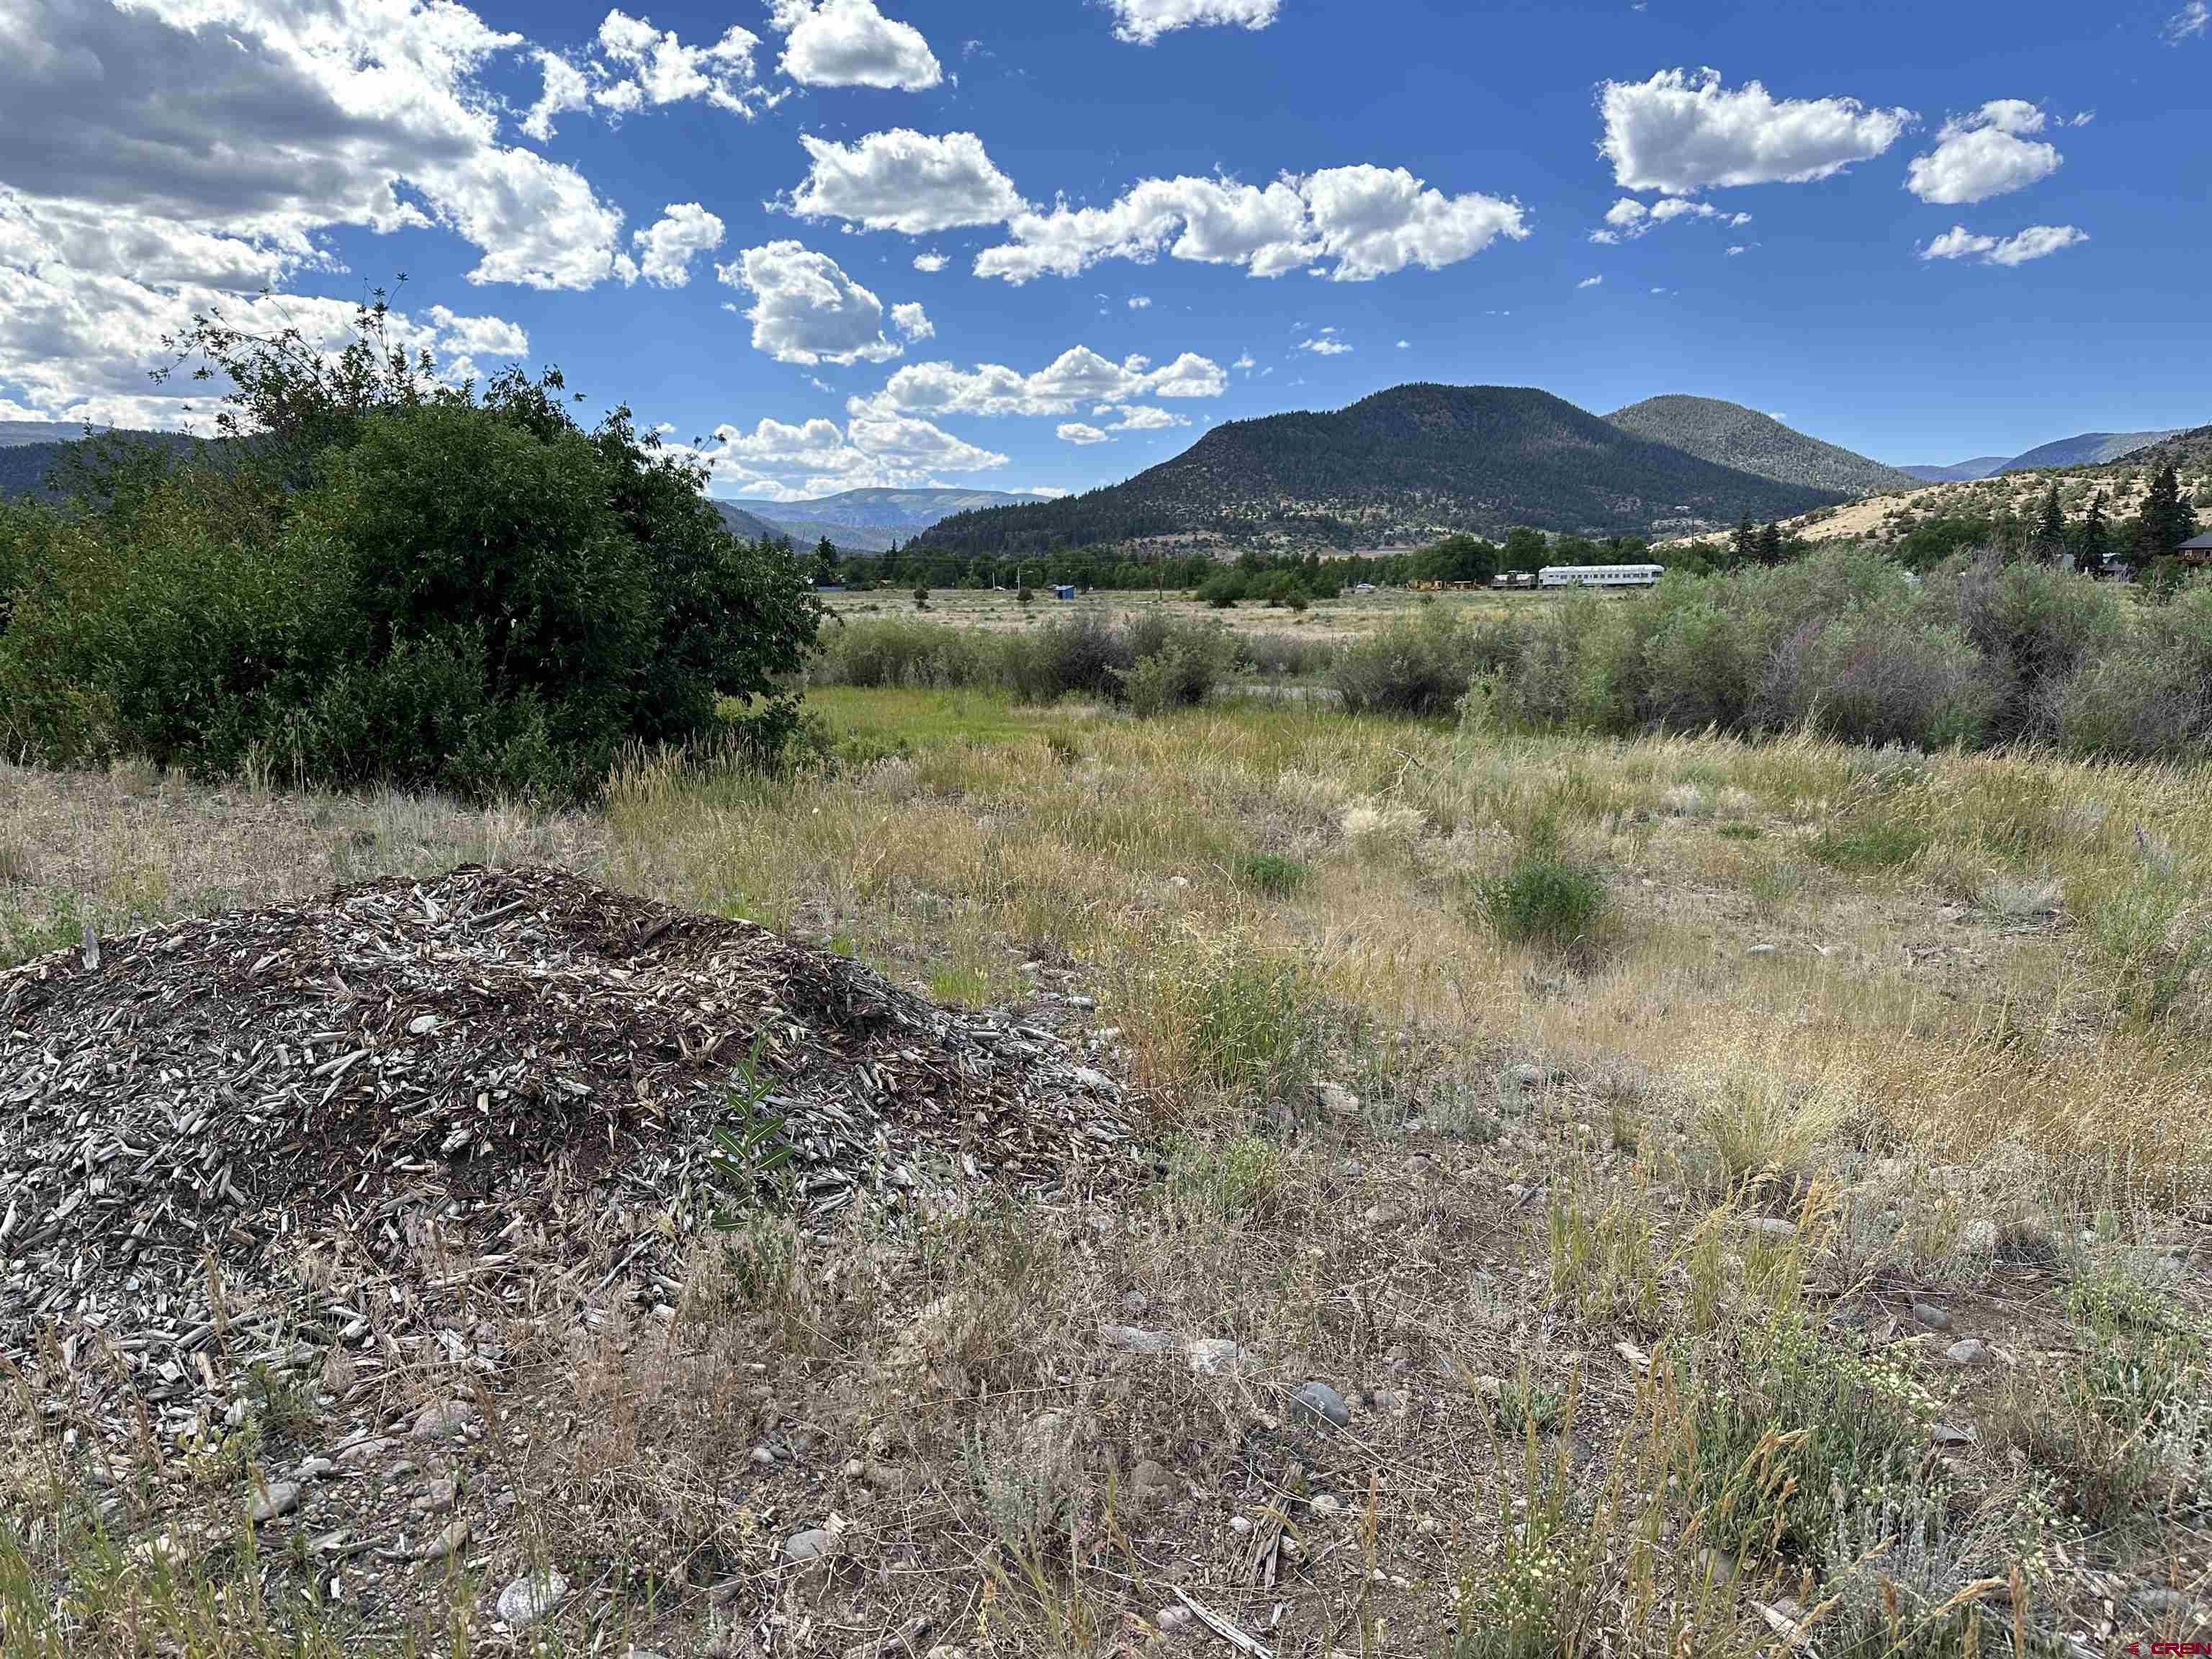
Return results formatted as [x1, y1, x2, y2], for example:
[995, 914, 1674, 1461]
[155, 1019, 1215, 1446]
[1604, 396, 1918, 498]
[1899, 430, 2188, 482]
[923, 384, 1846, 555]
[1999, 430, 2185, 472]
[1898, 458, 2012, 482]
[706, 487, 1055, 552]
[0, 428, 204, 503]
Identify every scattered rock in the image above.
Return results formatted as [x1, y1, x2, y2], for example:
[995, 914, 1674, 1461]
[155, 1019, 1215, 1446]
[1310, 1493, 1342, 1516]
[250, 1481, 300, 1523]
[1229, 1515, 1253, 1535]
[1156, 1605, 1193, 1633]
[1295, 1381, 1351, 1429]
[412, 1401, 475, 1442]
[1130, 1459, 1176, 1506]
[783, 1528, 837, 1566]
[496, 1569, 569, 1629]
[1513, 1065, 1542, 1089]
[1187, 1338, 1249, 1376]
[1100, 1323, 1174, 1356]
[1930, 1421, 1977, 1448]
[413, 1519, 470, 1563]
[1912, 1302, 1951, 1331]
[1946, 1339, 1987, 1367]
[1745, 943, 1777, 957]
[1313, 1082, 1361, 1120]
[1370, 1387, 1408, 1416]
[1362, 1202, 1408, 1228]
[411, 1478, 458, 1513]
[842, 1458, 866, 1481]
[1696, 1548, 1742, 1587]
[863, 1461, 907, 1493]
[1748, 1217, 1797, 1242]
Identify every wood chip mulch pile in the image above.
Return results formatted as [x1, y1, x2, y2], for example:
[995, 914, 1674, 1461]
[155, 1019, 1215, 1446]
[0, 865, 1141, 1444]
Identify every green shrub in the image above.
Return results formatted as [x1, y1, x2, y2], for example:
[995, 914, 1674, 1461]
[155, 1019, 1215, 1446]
[1238, 852, 1309, 896]
[1331, 603, 1493, 716]
[1478, 848, 1609, 953]
[0, 323, 818, 799]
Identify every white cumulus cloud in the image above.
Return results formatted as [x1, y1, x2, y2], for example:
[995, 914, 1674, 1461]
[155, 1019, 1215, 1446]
[1905, 101, 2062, 204]
[1919, 222, 2089, 266]
[1058, 422, 1112, 444]
[1598, 67, 1915, 194]
[1102, 404, 1187, 431]
[849, 344, 1228, 421]
[891, 300, 934, 340]
[1578, 274, 1604, 288]
[683, 408, 1007, 498]
[976, 165, 1525, 284]
[719, 240, 913, 365]
[912, 252, 948, 272]
[784, 130, 1028, 235]
[1104, 0, 1280, 45]
[1297, 336, 1352, 354]
[767, 0, 941, 89]
[629, 203, 725, 287]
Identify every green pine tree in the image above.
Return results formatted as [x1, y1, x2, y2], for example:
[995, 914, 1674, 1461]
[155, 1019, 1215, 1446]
[1732, 513, 1756, 565]
[1756, 521, 1784, 565]
[2078, 490, 2108, 577]
[2136, 462, 2198, 560]
[2035, 483, 2065, 562]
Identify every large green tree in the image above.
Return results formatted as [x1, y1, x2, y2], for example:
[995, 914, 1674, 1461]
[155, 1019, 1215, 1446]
[2136, 462, 2200, 561]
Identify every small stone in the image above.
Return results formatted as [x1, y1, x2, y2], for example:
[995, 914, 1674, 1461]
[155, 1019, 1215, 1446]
[1946, 1339, 1987, 1367]
[309, 1529, 353, 1555]
[1912, 1302, 1951, 1331]
[1314, 1082, 1361, 1120]
[1130, 1459, 1176, 1503]
[1696, 1548, 1740, 1586]
[496, 1569, 568, 1628]
[1514, 1065, 1542, 1088]
[386, 1459, 418, 1481]
[1371, 1387, 1408, 1416]
[1100, 1323, 1174, 1355]
[1930, 1421, 1976, 1448]
[863, 1461, 907, 1493]
[1229, 1515, 1253, 1534]
[251, 1481, 300, 1523]
[291, 1457, 335, 1483]
[1362, 1202, 1408, 1227]
[1745, 943, 1777, 957]
[1748, 1218, 1797, 1242]
[1156, 1605, 1193, 1633]
[410, 1479, 458, 1514]
[1187, 1338, 1249, 1375]
[750, 1445, 777, 1467]
[2138, 1586, 2194, 1617]
[1296, 1381, 1351, 1429]
[411, 1401, 474, 1442]
[1417, 1516, 1440, 1537]
[843, 1458, 866, 1480]
[413, 1519, 470, 1563]
[1310, 1493, 1341, 1515]
[783, 1527, 837, 1565]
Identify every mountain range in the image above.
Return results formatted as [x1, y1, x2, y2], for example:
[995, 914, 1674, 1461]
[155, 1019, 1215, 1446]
[1603, 396, 1922, 498]
[1899, 429, 2185, 482]
[923, 385, 1853, 554]
[712, 487, 1055, 552]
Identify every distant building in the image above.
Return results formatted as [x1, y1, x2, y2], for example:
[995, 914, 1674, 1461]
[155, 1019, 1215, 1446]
[1052, 584, 1077, 600]
[2178, 533, 2212, 565]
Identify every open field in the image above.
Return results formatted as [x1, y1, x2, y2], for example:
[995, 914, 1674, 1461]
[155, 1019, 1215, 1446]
[822, 585, 1527, 644]
[6, 688, 2211, 1657]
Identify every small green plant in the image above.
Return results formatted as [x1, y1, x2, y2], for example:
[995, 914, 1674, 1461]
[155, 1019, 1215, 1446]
[912, 585, 930, 610]
[1810, 810, 1929, 872]
[1238, 851, 1309, 896]
[1717, 820, 1762, 841]
[708, 1038, 796, 1225]
[1478, 849, 1608, 954]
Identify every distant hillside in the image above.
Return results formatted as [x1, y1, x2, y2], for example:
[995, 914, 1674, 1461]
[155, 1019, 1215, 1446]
[2113, 424, 2212, 472]
[1898, 458, 2011, 483]
[924, 384, 1844, 554]
[0, 420, 119, 449]
[0, 428, 202, 503]
[1603, 396, 1917, 498]
[709, 500, 794, 544]
[2000, 430, 2184, 472]
[774, 487, 1053, 534]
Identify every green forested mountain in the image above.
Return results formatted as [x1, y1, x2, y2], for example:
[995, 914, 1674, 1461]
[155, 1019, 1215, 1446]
[0, 431, 203, 503]
[923, 384, 1845, 554]
[1604, 395, 1918, 498]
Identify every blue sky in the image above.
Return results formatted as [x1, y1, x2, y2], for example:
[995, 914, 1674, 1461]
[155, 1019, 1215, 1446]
[1, 0, 2206, 500]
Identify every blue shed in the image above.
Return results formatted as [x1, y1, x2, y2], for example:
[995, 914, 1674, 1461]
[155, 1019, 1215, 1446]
[1052, 584, 1077, 601]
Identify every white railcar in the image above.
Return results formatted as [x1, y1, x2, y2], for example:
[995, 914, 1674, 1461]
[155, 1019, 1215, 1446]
[1537, 563, 1665, 589]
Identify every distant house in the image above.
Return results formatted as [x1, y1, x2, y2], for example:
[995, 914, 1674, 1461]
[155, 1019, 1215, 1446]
[1052, 584, 1077, 601]
[2178, 533, 2212, 565]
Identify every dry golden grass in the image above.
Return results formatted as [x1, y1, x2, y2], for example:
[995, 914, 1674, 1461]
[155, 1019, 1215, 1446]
[820, 582, 1524, 644]
[8, 699, 2212, 1655]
